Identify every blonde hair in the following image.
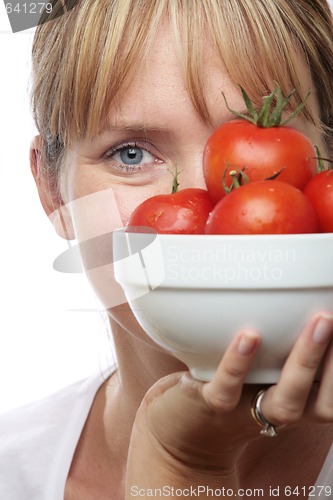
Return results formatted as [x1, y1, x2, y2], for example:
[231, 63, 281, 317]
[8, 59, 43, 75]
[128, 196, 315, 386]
[31, 0, 333, 194]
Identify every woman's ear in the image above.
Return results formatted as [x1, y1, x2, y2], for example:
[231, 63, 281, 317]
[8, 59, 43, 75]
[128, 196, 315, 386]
[30, 135, 75, 240]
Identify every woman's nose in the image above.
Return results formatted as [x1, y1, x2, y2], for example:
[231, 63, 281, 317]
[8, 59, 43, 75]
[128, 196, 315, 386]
[173, 153, 208, 190]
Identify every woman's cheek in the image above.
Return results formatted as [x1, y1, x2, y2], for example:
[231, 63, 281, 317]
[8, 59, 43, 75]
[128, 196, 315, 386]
[65, 187, 126, 309]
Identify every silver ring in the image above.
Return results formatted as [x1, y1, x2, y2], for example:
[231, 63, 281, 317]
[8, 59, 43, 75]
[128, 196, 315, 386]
[251, 389, 278, 437]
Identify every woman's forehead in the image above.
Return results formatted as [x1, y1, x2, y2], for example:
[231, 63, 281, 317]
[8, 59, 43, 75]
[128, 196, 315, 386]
[100, 29, 317, 144]
[103, 28, 242, 132]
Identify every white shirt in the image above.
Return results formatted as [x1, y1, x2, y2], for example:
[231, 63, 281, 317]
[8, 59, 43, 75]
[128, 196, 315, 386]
[1, 367, 332, 500]
[0, 367, 114, 500]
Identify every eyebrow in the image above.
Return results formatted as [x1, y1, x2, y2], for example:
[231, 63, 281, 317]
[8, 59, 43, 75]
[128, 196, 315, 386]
[100, 123, 173, 135]
[97, 106, 260, 137]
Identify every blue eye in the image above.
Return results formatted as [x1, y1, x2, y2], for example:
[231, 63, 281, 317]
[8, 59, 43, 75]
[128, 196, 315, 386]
[119, 146, 144, 165]
[106, 142, 157, 168]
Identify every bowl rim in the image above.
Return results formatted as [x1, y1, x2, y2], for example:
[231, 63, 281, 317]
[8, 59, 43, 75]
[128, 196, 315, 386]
[122, 228, 333, 241]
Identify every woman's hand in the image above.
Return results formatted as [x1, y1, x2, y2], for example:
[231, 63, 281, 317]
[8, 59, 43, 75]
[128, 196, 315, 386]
[257, 313, 333, 426]
[125, 312, 333, 499]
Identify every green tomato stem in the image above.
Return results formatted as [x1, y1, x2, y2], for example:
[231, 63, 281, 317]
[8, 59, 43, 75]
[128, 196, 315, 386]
[222, 83, 310, 128]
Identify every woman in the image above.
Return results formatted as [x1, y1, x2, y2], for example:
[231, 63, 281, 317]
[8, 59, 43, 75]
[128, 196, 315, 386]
[1, 0, 333, 498]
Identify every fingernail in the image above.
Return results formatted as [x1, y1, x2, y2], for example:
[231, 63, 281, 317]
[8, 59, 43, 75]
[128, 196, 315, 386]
[238, 331, 259, 356]
[313, 315, 333, 344]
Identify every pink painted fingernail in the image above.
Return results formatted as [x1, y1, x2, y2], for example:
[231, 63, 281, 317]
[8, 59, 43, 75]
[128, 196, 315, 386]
[313, 315, 333, 344]
[238, 331, 259, 356]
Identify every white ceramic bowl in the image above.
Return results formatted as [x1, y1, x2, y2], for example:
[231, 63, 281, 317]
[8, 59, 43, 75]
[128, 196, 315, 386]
[113, 229, 333, 383]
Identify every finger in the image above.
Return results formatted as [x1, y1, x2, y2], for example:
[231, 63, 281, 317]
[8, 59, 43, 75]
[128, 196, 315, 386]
[262, 313, 333, 425]
[312, 339, 333, 421]
[202, 330, 260, 412]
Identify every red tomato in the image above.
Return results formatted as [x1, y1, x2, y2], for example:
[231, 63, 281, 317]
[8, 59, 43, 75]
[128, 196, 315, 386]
[203, 120, 317, 203]
[205, 180, 319, 235]
[127, 188, 214, 234]
[303, 169, 333, 232]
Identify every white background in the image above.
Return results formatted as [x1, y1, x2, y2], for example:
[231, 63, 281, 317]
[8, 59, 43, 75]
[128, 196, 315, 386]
[0, 5, 114, 412]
